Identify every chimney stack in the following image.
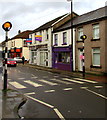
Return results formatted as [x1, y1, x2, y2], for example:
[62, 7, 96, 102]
[18, 30, 21, 34]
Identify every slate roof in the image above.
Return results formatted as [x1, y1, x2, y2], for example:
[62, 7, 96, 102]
[32, 14, 68, 33]
[73, 6, 107, 26]
[10, 30, 33, 40]
[53, 6, 107, 32]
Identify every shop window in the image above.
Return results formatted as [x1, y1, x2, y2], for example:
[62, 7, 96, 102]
[58, 52, 70, 63]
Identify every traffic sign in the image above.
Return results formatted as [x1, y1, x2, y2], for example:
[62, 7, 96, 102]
[2, 21, 12, 31]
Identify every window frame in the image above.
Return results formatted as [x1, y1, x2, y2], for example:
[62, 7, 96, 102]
[92, 24, 100, 40]
[77, 27, 83, 41]
[92, 47, 101, 67]
[54, 34, 58, 46]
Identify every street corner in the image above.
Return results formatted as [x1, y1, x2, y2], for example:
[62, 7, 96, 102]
[2, 89, 27, 119]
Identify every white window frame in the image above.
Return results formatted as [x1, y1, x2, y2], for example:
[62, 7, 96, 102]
[78, 27, 83, 41]
[93, 24, 100, 39]
[54, 34, 58, 45]
[63, 32, 67, 44]
[92, 48, 100, 66]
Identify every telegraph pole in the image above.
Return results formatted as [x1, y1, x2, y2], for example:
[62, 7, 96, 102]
[2, 22, 12, 90]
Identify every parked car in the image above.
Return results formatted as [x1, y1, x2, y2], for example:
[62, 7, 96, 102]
[14, 57, 22, 63]
[7, 58, 17, 67]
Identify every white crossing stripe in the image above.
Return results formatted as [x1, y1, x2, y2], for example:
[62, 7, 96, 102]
[24, 80, 43, 87]
[63, 88, 73, 91]
[9, 81, 26, 89]
[94, 86, 103, 88]
[45, 90, 55, 93]
[18, 78, 25, 80]
[39, 80, 58, 86]
[80, 87, 88, 89]
[74, 78, 98, 83]
[62, 78, 84, 84]
[31, 77, 38, 79]
[24, 92, 35, 95]
[50, 79, 72, 85]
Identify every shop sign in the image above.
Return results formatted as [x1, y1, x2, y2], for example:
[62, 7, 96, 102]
[35, 35, 42, 42]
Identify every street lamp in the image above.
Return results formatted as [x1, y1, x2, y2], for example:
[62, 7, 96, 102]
[67, 0, 73, 71]
[80, 34, 87, 78]
[2, 21, 12, 90]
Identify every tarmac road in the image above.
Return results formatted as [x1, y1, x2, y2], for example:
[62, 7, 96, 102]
[7, 65, 107, 119]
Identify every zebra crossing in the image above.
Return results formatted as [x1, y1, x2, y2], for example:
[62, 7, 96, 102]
[8, 76, 99, 90]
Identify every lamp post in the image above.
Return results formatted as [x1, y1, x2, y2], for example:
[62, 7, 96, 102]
[80, 35, 87, 78]
[2, 21, 12, 90]
[67, 0, 73, 71]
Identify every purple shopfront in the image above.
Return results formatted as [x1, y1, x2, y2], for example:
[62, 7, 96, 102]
[52, 46, 72, 71]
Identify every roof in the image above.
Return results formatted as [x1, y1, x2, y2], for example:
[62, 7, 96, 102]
[73, 6, 107, 26]
[10, 30, 33, 40]
[32, 14, 68, 33]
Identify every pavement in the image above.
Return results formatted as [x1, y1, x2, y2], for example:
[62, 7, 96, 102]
[0, 73, 27, 120]
[0, 63, 107, 119]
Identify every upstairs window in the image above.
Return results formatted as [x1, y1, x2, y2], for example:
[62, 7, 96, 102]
[54, 34, 58, 46]
[93, 24, 99, 39]
[62, 32, 67, 45]
[78, 27, 83, 41]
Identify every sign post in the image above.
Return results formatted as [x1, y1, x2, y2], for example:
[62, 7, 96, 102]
[2, 21, 12, 90]
[80, 35, 87, 78]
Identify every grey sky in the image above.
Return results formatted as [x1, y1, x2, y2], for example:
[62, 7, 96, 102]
[0, 0, 107, 42]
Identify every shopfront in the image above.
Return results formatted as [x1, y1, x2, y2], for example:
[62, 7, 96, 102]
[52, 46, 72, 71]
[9, 48, 22, 58]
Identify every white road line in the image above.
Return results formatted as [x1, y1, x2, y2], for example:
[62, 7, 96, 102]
[31, 74, 35, 77]
[18, 78, 25, 80]
[25, 95, 54, 108]
[25, 95, 65, 120]
[80, 87, 88, 89]
[31, 77, 38, 79]
[63, 88, 73, 91]
[84, 88, 107, 100]
[94, 86, 103, 88]
[54, 108, 65, 120]
[45, 90, 55, 93]
[24, 92, 35, 95]
[50, 79, 72, 85]
[62, 78, 84, 84]
[74, 78, 98, 83]
[9, 81, 26, 89]
[7, 79, 11, 81]
[39, 80, 58, 86]
[24, 80, 43, 87]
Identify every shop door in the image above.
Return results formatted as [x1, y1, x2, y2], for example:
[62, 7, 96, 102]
[40, 52, 48, 66]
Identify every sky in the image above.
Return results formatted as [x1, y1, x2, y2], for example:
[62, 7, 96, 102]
[0, 0, 107, 42]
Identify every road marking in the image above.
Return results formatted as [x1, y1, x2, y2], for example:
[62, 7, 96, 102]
[31, 77, 38, 79]
[45, 90, 55, 93]
[25, 95, 65, 120]
[80, 87, 88, 89]
[24, 80, 43, 87]
[18, 78, 25, 80]
[63, 88, 73, 91]
[31, 74, 35, 77]
[50, 79, 72, 85]
[7, 79, 11, 81]
[24, 92, 35, 95]
[84, 88, 107, 100]
[74, 78, 98, 83]
[54, 108, 65, 120]
[39, 80, 58, 86]
[62, 78, 84, 84]
[9, 81, 26, 89]
[94, 86, 103, 88]
[25, 95, 54, 108]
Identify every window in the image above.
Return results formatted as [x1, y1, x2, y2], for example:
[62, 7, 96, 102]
[46, 29, 49, 40]
[92, 48, 100, 66]
[93, 24, 99, 39]
[78, 27, 83, 41]
[58, 52, 70, 63]
[54, 34, 58, 45]
[62, 32, 67, 45]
